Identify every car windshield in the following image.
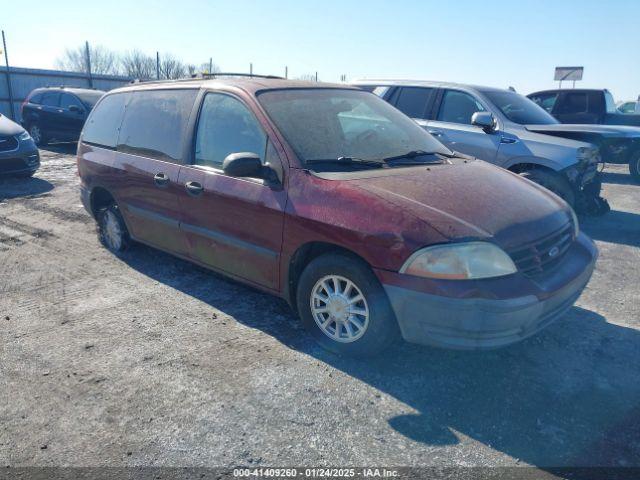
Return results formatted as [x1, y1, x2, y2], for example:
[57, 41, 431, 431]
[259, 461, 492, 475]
[74, 90, 105, 108]
[483, 90, 559, 125]
[257, 88, 452, 168]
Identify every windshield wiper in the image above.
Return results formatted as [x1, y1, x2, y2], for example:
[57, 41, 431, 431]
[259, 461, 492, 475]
[305, 156, 386, 168]
[382, 150, 451, 164]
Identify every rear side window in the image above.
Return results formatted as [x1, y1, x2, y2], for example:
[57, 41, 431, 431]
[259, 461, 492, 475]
[82, 93, 127, 149]
[118, 89, 198, 163]
[194, 93, 267, 168]
[41, 92, 60, 107]
[394, 87, 434, 119]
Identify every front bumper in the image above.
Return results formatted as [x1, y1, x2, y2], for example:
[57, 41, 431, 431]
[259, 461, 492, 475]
[0, 141, 40, 175]
[379, 233, 597, 349]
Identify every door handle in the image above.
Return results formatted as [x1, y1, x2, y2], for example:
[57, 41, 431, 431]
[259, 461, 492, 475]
[185, 181, 204, 196]
[153, 172, 170, 187]
[428, 129, 444, 137]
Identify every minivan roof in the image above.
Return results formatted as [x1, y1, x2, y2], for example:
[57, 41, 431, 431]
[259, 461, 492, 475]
[110, 77, 356, 95]
[32, 86, 106, 94]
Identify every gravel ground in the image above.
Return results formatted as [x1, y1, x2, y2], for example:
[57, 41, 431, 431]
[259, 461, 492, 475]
[1, 145, 639, 473]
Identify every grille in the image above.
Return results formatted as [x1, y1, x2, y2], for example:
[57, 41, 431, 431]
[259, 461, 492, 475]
[508, 223, 574, 277]
[0, 157, 28, 171]
[0, 136, 18, 152]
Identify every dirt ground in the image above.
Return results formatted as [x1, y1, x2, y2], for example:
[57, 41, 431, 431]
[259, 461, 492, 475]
[1, 145, 639, 472]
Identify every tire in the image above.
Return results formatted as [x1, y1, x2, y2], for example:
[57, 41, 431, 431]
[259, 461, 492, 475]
[520, 168, 576, 207]
[629, 151, 640, 182]
[97, 203, 131, 253]
[28, 123, 49, 147]
[296, 253, 400, 357]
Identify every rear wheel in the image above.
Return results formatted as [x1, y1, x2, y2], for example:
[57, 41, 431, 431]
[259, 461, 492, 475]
[97, 203, 131, 253]
[520, 168, 576, 207]
[296, 253, 400, 357]
[629, 151, 640, 182]
[28, 124, 48, 146]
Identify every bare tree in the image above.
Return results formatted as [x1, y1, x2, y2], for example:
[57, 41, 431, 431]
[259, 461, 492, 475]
[158, 53, 187, 80]
[56, 44, 120, 75]
[120, 50, 156, 80]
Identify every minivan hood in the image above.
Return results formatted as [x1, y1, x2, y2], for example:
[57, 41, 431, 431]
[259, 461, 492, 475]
[0, 114, 24, 136]
[351, 160, 571, 250]
[526, 123, 640, 138]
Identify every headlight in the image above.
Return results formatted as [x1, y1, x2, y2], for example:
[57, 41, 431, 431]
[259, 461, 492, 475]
[400, 242, 517, 280]
[569, 207, 579, 237]
[17, 131, 31, 142]
[577, 146, 600, 166]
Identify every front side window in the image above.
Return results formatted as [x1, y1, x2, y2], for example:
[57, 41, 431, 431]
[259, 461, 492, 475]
[258, 88, 450, 167]
[604, 91, 617, 113]
[194, 93, 267, 168]
[394, 87, 434, 119]
[437, 90, 486, 125]
[41, 92, 60, 107]
[82, 93, 127, 148]
[118, 89, 198, 163]
[60, 93, 80, 110]
[530, 92, 559, 113]
[557, 92, 588, 114]
[484, 90, 559, 125]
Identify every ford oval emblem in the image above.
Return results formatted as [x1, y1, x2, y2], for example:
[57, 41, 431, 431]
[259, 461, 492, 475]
[548, 246, 560, 258]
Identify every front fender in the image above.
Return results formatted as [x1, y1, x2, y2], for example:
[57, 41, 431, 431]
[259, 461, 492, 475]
[502, 155, 572, 172]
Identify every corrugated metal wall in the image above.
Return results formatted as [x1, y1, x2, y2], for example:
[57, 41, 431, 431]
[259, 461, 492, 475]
[0, 66, 132, 123]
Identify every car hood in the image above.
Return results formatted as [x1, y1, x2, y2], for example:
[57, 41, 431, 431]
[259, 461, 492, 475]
[0, 114, 24, 137]
[526, 123, 640, 138]
[351, 160, 572, 250]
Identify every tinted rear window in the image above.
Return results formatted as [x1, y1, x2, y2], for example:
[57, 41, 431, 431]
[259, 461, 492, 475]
[117, 89, 198, 163]
[394, 87, 434, 119]
[82, 93, 127, 148]
[42, 92, 60, 107]
[28, 92, 43, 104]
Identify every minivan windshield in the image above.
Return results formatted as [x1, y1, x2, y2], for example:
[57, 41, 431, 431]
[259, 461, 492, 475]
[483, 90, 560, 125]
[258, 89, 452, 168]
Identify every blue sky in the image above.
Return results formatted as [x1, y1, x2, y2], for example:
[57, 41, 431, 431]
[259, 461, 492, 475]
[3, 0, 639, 100]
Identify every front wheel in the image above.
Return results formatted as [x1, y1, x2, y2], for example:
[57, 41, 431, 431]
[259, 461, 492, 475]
[296, 253, 400, 357]
[28, 124, 48, 146]
[520, 168, 576, 207]
[629, 151, 640, 182]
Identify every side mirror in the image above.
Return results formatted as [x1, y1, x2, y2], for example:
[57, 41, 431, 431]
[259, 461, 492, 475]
[471, 111, 496, 133]
[222, 152, 265, 178]
[69, 104, 83, 113]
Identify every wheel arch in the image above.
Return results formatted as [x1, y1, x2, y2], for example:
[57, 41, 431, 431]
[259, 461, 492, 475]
[89, 186, 116, 218]
[285, 241, 371, 311]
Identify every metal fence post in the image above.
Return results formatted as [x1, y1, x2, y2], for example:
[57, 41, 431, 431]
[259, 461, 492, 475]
[1, 30, 16, 120]
[156, 52, 160, 79]
[85, 41, 93, 88]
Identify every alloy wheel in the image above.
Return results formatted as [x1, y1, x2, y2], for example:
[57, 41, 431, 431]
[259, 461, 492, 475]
[310, 274, 370, 343]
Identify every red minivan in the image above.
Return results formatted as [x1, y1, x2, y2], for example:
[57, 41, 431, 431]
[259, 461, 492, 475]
[77, 76, 597, 356]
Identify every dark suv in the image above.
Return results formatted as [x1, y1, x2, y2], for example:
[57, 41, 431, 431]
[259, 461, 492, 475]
[21, 87, 105, 145]
[77, 77, 597, 356]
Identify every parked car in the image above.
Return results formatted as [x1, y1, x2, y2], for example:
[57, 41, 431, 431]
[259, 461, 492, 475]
[527, 88, 640, 126]
[77, 77, 597, 356]
[617, 100, 638, 114]
[353, 80, 605, 212]
[21, 87, 105, 146]
[0, 113, 40, 177]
